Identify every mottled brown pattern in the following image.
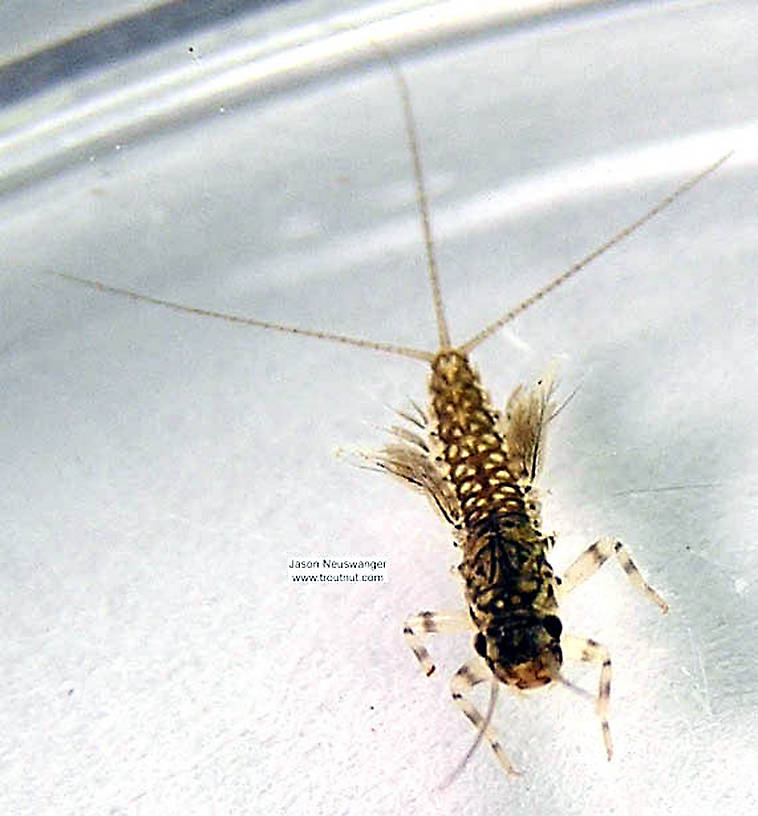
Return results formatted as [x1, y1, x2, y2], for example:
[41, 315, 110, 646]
[47, 51, 711, 780]
[428, 349, 563, 691]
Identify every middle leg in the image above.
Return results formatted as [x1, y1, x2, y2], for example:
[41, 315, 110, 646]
[403, 610, 473, 677]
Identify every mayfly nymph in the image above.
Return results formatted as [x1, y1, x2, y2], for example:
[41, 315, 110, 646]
[48, 49, 729, 778]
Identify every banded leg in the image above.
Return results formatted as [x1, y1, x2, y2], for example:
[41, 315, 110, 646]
[557, 536, 669, 612]
[562, 633, 613, 760]
[403, 610, 473, 677]
[451, 658, 519, 776]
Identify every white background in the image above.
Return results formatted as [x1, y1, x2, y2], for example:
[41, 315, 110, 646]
[1, 1, 757, 813]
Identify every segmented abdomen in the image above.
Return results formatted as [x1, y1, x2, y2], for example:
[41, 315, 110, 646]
[429, 349, 530, 530]
[429, 350, 557, 633]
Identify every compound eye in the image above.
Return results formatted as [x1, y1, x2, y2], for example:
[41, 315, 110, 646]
[543, 615, 562, 639]
[474, 632, 487, 657]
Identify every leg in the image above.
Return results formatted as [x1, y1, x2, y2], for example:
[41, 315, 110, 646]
[403, 610, 473, 677]
[557, 536, 669, 613]
[562, 633, 613, 760]
[450, 658, 519, 776]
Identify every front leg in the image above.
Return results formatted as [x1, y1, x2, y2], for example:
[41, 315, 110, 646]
[450, 658, 519, 776]
[561, 633, 613, 760]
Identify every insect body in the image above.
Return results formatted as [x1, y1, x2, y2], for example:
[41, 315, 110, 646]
[381, 345, 668, 776]
[50, 51, 728, 778]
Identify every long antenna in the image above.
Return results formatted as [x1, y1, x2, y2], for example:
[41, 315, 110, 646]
[48, 48, 456, 365]
[49, 272, 434, 362]
[460, 151, 732, 354]
[378, 45, 452, 351]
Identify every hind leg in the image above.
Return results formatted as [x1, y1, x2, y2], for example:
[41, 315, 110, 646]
[557, 536, 668, 612]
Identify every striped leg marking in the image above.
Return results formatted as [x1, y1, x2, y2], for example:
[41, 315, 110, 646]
[451, 658, 519, 776]
[403, 610, 472, 677]
[562, 633, 613, 760]
[557, 536, 669, 612]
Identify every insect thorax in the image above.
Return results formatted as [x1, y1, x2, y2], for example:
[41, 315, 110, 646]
[429, 349, 562, 689]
